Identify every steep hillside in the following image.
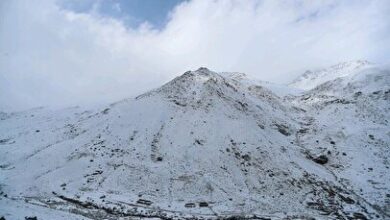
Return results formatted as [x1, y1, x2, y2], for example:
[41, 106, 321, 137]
[0, 66, 389, 219]
[292, 65, 390, 217]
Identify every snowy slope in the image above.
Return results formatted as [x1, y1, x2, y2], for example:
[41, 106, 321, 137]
[291, 66, 390, 218]
[289, 60, 373, 90]
[220, 71, 304, 97]
[0, 66, 389, 219]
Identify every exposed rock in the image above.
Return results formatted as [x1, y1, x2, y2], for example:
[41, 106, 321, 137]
[199, 202, 209, 207]
[184, 203, 196, 208]
[275, 124, 291, 136]
[136, 199, 152, 206]
[353, 212, 368, 220]
[313, 155, 328, 165]
[101, 108, 110, 114]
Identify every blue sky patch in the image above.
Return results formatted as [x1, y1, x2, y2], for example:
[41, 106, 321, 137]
[59, 0, 186, 29]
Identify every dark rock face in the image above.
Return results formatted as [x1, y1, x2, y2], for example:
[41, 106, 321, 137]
[199, 202, 209, 207]
[0, 138, 11, 144]
[275, 124, 291, 136]
[185, 203, 196, 208]
[101, 108, 110, 114]
[313, 155, 328, 165]
[353, 212, 368, 220]
[136, 199, 152, 206]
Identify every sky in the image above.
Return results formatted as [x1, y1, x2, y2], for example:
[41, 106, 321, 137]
[59, 0, 185, 28]
[0, 0, 389, 111]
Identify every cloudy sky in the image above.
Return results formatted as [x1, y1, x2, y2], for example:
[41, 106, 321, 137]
[1, 0, 389, 111]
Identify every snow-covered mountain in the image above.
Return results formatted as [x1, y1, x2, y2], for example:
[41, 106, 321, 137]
[0, 64, 389, 219]
[289, 60, 373, 90]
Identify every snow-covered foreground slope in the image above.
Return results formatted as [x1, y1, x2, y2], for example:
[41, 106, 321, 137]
[0, 64, 389, 219]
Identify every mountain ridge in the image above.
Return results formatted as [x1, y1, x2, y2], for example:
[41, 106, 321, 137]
[289, 60, 374, 90]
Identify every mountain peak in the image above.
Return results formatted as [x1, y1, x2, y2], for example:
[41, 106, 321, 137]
[136, 68, 284, 114]
[289, 60, 373, 90]
[180, 67, 217, 79]
[136, 67, 224, 101]
[195, 67, 211, 72]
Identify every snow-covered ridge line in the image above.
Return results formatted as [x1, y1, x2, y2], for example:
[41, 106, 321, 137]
[289, 60, 374, 90]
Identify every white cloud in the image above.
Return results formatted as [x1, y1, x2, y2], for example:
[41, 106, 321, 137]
[0, 0, 389, 111]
